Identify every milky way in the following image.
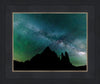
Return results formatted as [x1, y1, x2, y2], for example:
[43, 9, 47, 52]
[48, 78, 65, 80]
[13, 13, 87, 66]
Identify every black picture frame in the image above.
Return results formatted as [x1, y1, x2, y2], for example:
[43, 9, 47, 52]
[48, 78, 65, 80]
[0, 0, 100, 84]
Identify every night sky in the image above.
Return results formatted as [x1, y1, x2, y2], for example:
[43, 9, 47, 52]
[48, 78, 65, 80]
[13, 13, 87, 66]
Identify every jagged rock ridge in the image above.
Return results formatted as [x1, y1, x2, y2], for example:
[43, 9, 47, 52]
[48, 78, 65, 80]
[14, 47, 86, 70]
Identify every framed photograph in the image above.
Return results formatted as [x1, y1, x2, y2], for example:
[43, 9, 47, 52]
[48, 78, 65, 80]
[12, 12, 88, 72]
[1, 1, 98, 83]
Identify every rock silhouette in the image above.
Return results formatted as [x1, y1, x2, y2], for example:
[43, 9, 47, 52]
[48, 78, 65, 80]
[14, 47, 86, 70]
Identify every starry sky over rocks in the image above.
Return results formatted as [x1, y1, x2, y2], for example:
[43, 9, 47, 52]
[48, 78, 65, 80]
[13, 13, 87, 66]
